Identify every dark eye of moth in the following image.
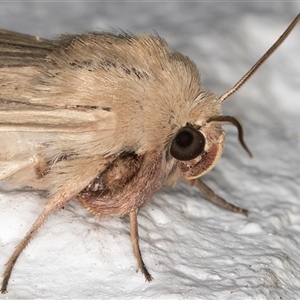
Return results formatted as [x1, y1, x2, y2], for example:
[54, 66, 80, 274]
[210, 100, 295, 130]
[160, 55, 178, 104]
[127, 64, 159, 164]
[170, 126, 206, 161]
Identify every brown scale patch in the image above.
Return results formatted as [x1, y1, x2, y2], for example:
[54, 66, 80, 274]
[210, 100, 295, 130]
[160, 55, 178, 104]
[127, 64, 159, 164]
[178, 143, 219, 179]
[77, 151, 143, 213]
[64, 104, 98, 110]
[75, 151, 168, 218]
[34, 155, 49, 179]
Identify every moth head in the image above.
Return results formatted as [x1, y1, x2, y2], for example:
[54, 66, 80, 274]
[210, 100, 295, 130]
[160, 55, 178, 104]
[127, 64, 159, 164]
[170, 12, 300, 180]
[170, 11, 300, 180]
[170, 116, 252, 180]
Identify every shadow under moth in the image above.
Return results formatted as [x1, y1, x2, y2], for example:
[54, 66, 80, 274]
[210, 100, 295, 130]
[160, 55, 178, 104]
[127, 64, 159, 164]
[0, 13, 299, 293]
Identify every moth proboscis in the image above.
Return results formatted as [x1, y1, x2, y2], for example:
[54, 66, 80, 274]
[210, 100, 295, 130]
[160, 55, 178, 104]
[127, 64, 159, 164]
[0, 14, 299, 293]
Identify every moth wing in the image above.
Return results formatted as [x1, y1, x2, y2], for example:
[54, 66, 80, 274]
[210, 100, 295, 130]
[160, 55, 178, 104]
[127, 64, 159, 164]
[0, 29, 150, 193]
[0, 104, 118, 188]
[0, 103, 115, 133]
[0, 28, 56, 67]
[0, 160, 33, 181]
[0, 29, 121, 187]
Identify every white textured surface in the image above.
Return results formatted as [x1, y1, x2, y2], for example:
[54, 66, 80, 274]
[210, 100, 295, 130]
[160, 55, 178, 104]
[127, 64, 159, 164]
[0, 3, 300, 299]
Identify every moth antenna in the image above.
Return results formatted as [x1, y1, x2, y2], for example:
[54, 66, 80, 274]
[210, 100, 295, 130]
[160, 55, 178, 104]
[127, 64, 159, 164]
[207, 116, 252, 157]
[219, 13, 300, 102]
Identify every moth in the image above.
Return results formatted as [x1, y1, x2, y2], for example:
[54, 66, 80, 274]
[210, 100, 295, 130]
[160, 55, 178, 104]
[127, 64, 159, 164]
[0, 13, 299, 293]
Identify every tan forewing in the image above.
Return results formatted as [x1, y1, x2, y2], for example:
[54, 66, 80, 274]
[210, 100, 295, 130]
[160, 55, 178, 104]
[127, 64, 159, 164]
[0, 29, 55, 67]
[0, 30, 119, 185]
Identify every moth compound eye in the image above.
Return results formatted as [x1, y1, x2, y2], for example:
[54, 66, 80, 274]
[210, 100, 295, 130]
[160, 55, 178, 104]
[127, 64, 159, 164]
[170, 126, 205, 161]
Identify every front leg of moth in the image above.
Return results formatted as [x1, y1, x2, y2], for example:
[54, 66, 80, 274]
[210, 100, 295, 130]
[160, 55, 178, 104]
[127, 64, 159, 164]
[192, 179, 248, 216]
[130, 208, 153, 282]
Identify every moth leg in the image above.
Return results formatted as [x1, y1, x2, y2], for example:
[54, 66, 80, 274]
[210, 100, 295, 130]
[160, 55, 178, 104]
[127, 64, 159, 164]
[130, 209, 153, 282]
[193, 179, 248, 216]
[1, 192, 73, 294]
